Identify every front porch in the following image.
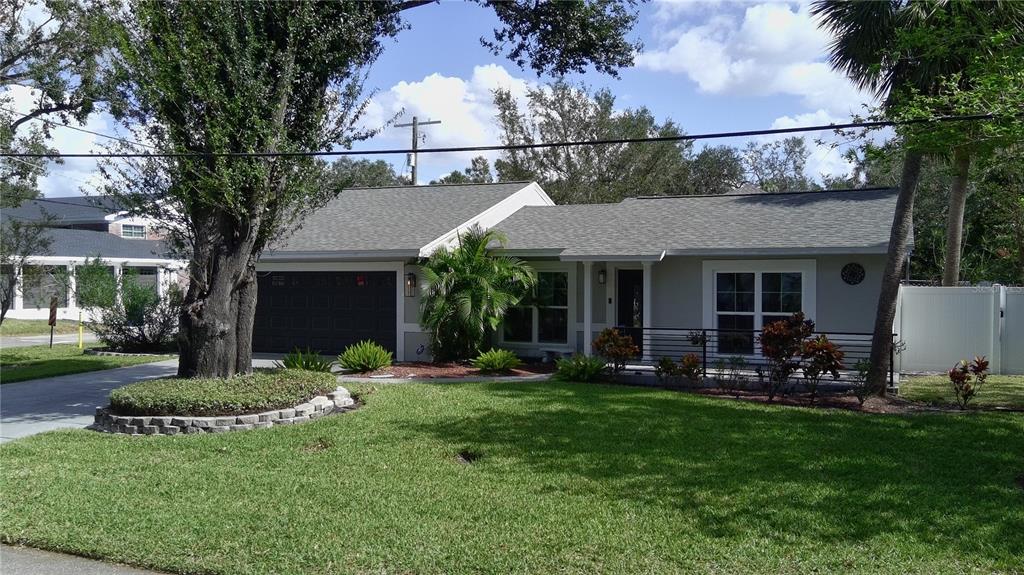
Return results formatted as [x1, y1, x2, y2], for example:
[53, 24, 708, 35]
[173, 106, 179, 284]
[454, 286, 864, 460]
[491, 254, 893, 386]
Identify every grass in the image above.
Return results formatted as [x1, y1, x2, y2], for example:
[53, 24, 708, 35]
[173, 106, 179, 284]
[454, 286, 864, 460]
[901, 374, 1024, 409]
[109, 369, 337, 416]
[1, 380, 1022, 574]
[0, 344, 172, 384]
[0, 319, 83, 337]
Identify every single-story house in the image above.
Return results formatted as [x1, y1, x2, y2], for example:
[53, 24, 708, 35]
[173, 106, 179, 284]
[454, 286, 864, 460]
[2, 196, 186, 320]
[257, 181, 899, 364]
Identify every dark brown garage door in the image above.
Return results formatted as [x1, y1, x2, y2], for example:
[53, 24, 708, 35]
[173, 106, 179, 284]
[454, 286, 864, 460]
[253, 271, 396, 355]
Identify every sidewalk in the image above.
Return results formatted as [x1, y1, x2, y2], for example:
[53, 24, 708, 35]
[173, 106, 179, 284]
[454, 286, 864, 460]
[1, 545, 167, 575]
[0, 333, 98, 349]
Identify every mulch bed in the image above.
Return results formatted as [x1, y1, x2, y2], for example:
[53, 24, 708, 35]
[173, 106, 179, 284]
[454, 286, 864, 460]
[364, 361, 556, 379]
[661, 386, 976, 414]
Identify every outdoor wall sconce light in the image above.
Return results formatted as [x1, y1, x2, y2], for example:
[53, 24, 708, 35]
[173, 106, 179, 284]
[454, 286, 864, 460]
[405, 272, 417, 297]
[598, 269, 606, 285]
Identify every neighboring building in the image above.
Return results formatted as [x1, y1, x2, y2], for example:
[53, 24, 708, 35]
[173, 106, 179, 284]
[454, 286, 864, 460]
[2, 196, 186, 321]
[255, 181, 899, 365]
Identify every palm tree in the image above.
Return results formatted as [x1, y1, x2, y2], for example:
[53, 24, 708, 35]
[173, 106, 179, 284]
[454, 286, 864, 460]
[419, 226, 536, 362]
[810, 0, 1018, 391]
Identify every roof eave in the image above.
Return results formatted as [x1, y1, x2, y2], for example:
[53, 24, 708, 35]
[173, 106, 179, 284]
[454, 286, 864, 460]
[259, 249, 420, 262]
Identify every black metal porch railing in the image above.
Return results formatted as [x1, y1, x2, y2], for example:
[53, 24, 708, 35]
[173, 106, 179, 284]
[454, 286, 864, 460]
[627, 327, 895, 385]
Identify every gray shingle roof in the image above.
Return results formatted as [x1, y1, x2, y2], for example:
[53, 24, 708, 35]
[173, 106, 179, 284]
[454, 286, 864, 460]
[268, 181, 533, 255]
[495, 188, 899, 259]
[44, 228, 171, 259]
[2, 196, 122, 224]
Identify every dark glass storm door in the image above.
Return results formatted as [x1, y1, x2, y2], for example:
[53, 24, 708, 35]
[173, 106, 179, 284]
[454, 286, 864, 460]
[616, 269, 644, 355]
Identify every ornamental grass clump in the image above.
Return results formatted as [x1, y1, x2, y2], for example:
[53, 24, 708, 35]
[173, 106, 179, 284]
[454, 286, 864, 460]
[276, 347, 332, 372]
[554, 354, 607, 382]
[948, 356, 989, 409]
[472, 349, 522, 374]
[338, 340, 393, 373]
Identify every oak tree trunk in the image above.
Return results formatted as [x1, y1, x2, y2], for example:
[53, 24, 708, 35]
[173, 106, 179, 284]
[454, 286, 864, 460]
[176, 212, 262, 378]
[867, 149, 923, 393]
[941, 148, 972, 286]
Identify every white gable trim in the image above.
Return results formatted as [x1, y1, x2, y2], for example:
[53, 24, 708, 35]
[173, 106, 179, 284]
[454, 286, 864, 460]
[418, 182, 555, 257]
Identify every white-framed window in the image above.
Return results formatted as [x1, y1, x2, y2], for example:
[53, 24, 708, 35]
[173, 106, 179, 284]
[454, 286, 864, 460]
[702, 260, 816, 356]
[502, 270, 570, 345]
[121, 224, 146, 239]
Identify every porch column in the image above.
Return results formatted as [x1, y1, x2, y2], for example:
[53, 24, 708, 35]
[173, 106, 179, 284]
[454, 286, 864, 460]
[113, 263, 123, 305]
[642, 260, 653, 363]
[67, 263, 78, 311]
[156, 266, 165, 298]
[583, 261, 593, 356]
[13, 264, 23, 311]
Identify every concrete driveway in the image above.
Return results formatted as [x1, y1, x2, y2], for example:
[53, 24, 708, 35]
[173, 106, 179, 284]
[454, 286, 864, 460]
[0, 359, 178, 443]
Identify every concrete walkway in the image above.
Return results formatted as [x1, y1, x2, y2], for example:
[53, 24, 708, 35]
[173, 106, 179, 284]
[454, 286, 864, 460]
[0, 359, 178, 443]
[1, 333, 98, 348]
[1, 545, 167, 575]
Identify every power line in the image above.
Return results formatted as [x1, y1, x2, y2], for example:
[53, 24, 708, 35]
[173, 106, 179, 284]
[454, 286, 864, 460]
[0, 113, 995, 159]
[1, 106, 155, 150]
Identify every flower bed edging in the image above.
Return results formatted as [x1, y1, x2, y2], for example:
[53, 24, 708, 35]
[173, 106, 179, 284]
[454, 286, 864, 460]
[91, 386, 356, 436]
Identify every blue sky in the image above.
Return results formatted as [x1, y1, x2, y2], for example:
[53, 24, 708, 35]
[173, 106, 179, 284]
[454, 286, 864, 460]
[15, 0, 875, 196]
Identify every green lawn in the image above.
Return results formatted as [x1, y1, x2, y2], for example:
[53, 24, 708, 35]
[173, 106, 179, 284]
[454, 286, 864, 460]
[0, 319, 83, 337]
[1, 381, 1021, 574]
[0, 344, 172, 384]
[901, 374, 1024, 409]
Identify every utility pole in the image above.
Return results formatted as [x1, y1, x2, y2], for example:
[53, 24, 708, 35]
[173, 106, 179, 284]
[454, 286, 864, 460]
[395, 115, 441, 185]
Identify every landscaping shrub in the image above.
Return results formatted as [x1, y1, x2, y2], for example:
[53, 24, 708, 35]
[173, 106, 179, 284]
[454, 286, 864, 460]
[554, 354, 606, 382]
[276, 347, 332, 372]
[718, 355, 748, 396]
[947, 356, 989, 409]
[471, 348, 522, 374]
[850, 359, 873, 406]
[420, 227, 536, 361]
[679, 353, 702, 386]
[592, 328, 639, 374]
[801, 335, 845, 404]
[108, 369, 336, 416]
[338, 340, 393, 373]
[654, 356, 681, 384]
[758, 312, 814, 400]
[90, 279, 182, 353]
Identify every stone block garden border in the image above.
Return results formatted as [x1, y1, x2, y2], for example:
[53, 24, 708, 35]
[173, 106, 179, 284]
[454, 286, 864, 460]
[91, 386, 356, 436]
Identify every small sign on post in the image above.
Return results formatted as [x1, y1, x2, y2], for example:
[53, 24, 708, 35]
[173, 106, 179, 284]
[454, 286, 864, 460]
[48, 296, 58, 348]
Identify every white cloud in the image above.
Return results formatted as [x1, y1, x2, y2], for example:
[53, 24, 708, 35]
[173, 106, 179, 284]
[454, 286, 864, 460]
[361, 64, 534, 181]
[638, 1, 873, 118]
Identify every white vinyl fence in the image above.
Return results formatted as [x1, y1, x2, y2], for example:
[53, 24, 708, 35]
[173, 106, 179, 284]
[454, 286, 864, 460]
[895, 285, 1023, 375]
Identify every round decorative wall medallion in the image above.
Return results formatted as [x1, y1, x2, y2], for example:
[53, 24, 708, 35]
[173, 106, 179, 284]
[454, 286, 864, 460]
[841, 262, 866, 285]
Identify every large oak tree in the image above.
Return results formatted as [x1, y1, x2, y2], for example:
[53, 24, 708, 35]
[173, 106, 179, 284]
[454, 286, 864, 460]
[104, 0, 643, 378]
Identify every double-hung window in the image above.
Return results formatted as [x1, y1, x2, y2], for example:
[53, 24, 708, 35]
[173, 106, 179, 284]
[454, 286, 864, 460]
[503, 270, 569, 345]
[706, 261, 813, 356]
[121, 224, 146, 239]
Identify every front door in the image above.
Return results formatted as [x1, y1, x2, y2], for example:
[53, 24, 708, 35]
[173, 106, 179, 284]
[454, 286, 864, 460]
[616, 269, 643, 354]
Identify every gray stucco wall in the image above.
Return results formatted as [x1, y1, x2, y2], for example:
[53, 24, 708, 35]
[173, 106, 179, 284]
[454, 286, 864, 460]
[814, 254, 886, 333]
[404, 263, 422, 323]
[649, 254, 885, 334]
[574, 262, 607, 324]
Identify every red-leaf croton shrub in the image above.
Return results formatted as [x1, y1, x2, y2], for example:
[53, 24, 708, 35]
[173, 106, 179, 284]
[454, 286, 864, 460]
[758, 312, 815, 400]
[592, 328, 639, 374]
[947, 356, 989, 409]
[801, 334, 845, 404]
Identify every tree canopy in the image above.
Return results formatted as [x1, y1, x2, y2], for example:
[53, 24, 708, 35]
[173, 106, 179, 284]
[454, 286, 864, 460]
[98, 0, 645, 378]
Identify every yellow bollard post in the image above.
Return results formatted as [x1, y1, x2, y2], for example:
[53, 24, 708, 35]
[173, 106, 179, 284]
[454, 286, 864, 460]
[79, 310, 83, 349]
